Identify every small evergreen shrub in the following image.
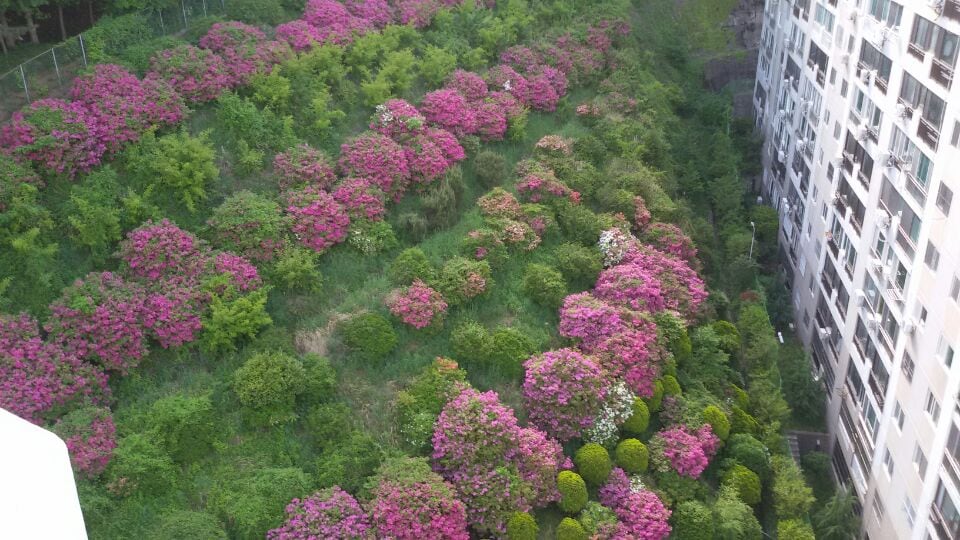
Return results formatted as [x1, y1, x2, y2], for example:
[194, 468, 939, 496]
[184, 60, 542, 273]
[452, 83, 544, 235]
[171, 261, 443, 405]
[557, 471, 588, 513]
[670, 500, 713, 540]
[389, 247, 435, 285]
[553, 243, 603, 285]
[484, 327, 535, 378]
[506, 512, 538, 540]
[556, 517, 587, 540]
[474, 150, 508, 188]
[622, 398, 650, 435]
[722, 464, 762, 506]
[703, 405, 731, 441]
[521, 263, 567, 308]
[661, 375, 681, 396]
[574, 443, 612, 486]
[615, 438, 649, 474]
[233, 350, 306, 425]
[450, 320, 491, 366]
[340, 313, 398, 361]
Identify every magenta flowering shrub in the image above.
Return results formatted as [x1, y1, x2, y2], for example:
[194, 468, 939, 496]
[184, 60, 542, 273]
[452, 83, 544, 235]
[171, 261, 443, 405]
[52, 406, 116, 478]
[345, 0, 395, 28]
[525, 74, 561, 111]
[621, 246, 708, 320]
[71, 64, 185, 149]
[651, 424, 720, 479]
[267, 487, 370, 540]
[275, 20, 325, 51]
[432, 388, 564, 534]
[146, 45, 233, 103]
[274, 144, 337, 191]
[594, 262, 666, 313]
[516, 172, 574, 203]
[214, 252, 262, 291]
[592, 323, 661, 398]
[142, 289, 203, 349]
[534, 66, 568, 97]
[332, 177, 386, 220]
[0, 98, 107, 178]
[522, 348, 607, 441]
[478, 188, 523, 220]
[598, 468, 671, 539]
[371, 99, 426, 139]
[500, 46, 543, 74]
[634, 195, 651, 230]
[386, 279, 448, 329]
[643, 223, 697, 263]
[402, 133, 452, 185]
[420, 89, 477, 138]
[339, 132, 410, 197]
[285, 186, 351, 252]
[304, 0, 373, 44]
[558, 292, 625, 349]
[45, 272, 148, 373]
[199, 22, 291, 86]
[118, 219, 209, 286]
[0, 314, 110, 425]
[368, 461, 470, 540]
[597, 466, 631, 507]
[446, 69, 488, 101]
[425, 127, 466, 164]
[485, 65, 530, 105]
[395, 0, 443, 28]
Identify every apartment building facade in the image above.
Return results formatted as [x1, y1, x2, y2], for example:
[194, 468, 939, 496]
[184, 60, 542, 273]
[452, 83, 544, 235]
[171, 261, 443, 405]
[754, 0, 960, 538]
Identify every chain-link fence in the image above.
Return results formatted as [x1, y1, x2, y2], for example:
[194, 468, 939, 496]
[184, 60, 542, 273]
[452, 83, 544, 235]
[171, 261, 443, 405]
[0, 0, 227, 122]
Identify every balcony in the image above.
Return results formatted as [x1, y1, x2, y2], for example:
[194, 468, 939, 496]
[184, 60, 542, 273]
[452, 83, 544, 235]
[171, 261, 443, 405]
[919, 117, 941, 150]
[896, 226, 917, 259]
[904, 171, 928, 205]
[931, 501, 959, 540]
[932, 57, 955, 90]
[946, 0, 960, 23]
[908, 42, 926, 61]
[945, 452, 960, 498]
[868, 373, 886, 409]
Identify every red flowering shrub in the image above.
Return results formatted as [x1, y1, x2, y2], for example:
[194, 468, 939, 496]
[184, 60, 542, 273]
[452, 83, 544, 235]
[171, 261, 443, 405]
[526, 74, 561, 111]
[402, 133, 453, 185]
[332, 177, 386, 220]
[339, 132, 410, 198]
[118, 219, 209, 286]
[0, 98, 107, 178]
[426, 126, 466, 164]
[386, 279, 448, 329]
[285, 186, 351, 252]
[268, 487, 370, 539]
[368, 457, 469, 540]
[650, 424, 720, 479]
[420, 89, 477, 138]
[516, 172, 573, 203]
[274, 144, 337, 191]
[0, 314, 109, 425]
[432, 388, 564, 535]
[304, 0, 373, 44]
[45, 272, 148, 373]
[523, 348, 607, 441]
[473, 100, 508, 141]
[51, 406, 116, 478]
[146, 45, 233, 103]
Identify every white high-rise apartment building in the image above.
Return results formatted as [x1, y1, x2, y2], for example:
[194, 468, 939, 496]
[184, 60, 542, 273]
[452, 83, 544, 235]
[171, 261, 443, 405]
[754, 0, 960, 538]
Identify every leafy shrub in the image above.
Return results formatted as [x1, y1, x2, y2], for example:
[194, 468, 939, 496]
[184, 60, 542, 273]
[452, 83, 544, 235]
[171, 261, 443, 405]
[66, 168, 122, 261]
[315, 431, 384, 493]
[577, 502, 618, 536]
[778, 519, 815, 540]
[300, 354, 336, 405]
[270, 247, 323, 292]
[226, 0, 284, 24]
[555, 201, 602, 245]
[712, 320, 741, 354]
[647, 380, 665, 412]
[106, 433, 176, 497]
[670, 500, 713, 540]
[217, 93, 297, 155]
[801, 451, 833, 502]
[202, 289, 272, 353]
[558, 471, 588, 513]
[484, 327, 535, 378]
[506, 512, 538, 540]
[730, 405, 760, 436]
[473, 150, 508, 188]
[556, 517, 587, 540]
[714, 484, 762, 539]
[395, 358, 467, 452]
[233, 350, 306, 425]
[435, 257, 492, 305]
[622, 398, 650, 435]
[661, 374, 681, 396]
[771, 455, 815, 519]
[653, 469, 706, 506]
[144, 394, 217, 463]
[574, 443, 612, 486]
[274, 144, 337, 191]
[340, 313, 397, 361]
[615, 438, 649, 473]
[147, 511, 227, 540]
[553, 243, 603, 285]
[420, 45, 458, 85]
[521, 263, 567, 308]
[347, 220, 397, 255]
[50, 406, 116, 478]
[722, 464, 761, 506]
[83, 14, 154, 64]
[726, 434, 771, 480]
[210, 467, 311, 539]
[125, 130, 219, 213]
[450, 320, 490, 366]
[703, 405, 731, 441]
[208, 191, 286, 261]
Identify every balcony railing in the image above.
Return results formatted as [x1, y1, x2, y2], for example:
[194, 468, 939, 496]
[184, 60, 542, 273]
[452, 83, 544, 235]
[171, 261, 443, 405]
[919, 117, 941, 150]
[932, 57, 955, 89]
[905, 171, 928, 205]
[908, 42, 926, 61]
[897, 226, 917, 258]
[948, 0, 960, 22]
[945, 452, 960, 496]
[868, 373, 886, 409]
[930, 501, 959, 540]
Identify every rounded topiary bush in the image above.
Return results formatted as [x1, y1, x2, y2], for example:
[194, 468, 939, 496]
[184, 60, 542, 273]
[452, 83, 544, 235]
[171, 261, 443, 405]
[483, 327, 535, 378]
[506, 511, 538, 540]
[556, 517, 587, 540]
[621, 398, 650, 435]
[727, 434, 771, 480]
[647, 380, 665, 412]
[722, 464, 762, 506]
[615, 438, 649, 474]
[473, 150, 508, 188]
[574, 443, 612, 486]
[661, 375, 681, 396]
[552, 243, 603, 285]
[389, 247, 435, 285]
[557, 471, 588, 513]
[670, 500, 713, 540]
[450, 320, 491, 366]
[521, 263, 567, 308]
[233, 351, 306, 425]
[703, 405, 731, 441]
[340, 313, 398, 361]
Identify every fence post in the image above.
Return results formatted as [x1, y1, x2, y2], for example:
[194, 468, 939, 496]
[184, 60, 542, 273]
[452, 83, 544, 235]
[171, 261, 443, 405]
[202, 0, 208, 17]
[158, 9, 166, 35]
[51, 47, 62, 87]
[78, 34, 87, 67]
[181, 0, 188, 28]
[19, 64, 30, 103]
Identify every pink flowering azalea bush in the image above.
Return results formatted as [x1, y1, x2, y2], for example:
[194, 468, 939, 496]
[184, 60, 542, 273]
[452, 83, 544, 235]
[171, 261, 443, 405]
[0, 314, 109, 425]
[522, 348, 607, 441]
[432, 388, 564, 535]
[213, 252, 262, 291]
[447, 69, 488, 101]
[621, 246, 708, 320]
[274, 144, 337, 191]
[0, 98, 107, 178]
[634, 195, 652, 230]
[425, 126, 466, 164]
[45, 272, 148, 373]
[118, 219, 209, 286]
[371, 99, 426, 139]
[558, 292, 626, 349]
[345, 0, 395, 28]
[650, 424, 720, 479]
[477, 188, 523, 220]
[142, 288, 204, 349]
[267, 487, 370, 540]
[395, 0, 443, 28]
[642, 222, 698, 263]
[303, 0, 373, 44]
[51, 405, 116, 478]
[367, 457, 469, 540]
[598, 468, 671, 539]
[516, 171, 574, 203]
[485, 65, 530, 104]
[146, 45, 234, 103]
[386, 280, 448, 329]
[275, 20, 325, 51]
[285, 186, 351, 252]
[420, 89, 477, 138]
[199, 22, 291, 86]
[402, 133, 453, 185]
[591, 321, 662, 398]
[339, 132, 410, 198]
[332, 177, 386, 220]
[594, 262, 667, 313]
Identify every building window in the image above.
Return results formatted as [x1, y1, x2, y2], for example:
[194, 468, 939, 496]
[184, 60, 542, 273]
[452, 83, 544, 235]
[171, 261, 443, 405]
[893, 401, 905, 431]
[840, 79, 848, 97]
[900, 72, 947, 134]
[952, 120, 960, 147]
[902, 352, 915, 382]
[925, 241, 941, 271]
[939, 336, 955, 367]
[914, 444, 928, 477]
[933, 481, 960, 538]
[937, 183, 953, 216]
[925, 391, 941, 423]
[883, 447, 894, 477]
[903, 495, 917, 529]
[814, 4, 835, 33]
[860, 40, 893, 83]
[869, 0, 903, 28]
[872, 494, 885, 521]
[920, 306, 928, 328]
[951, 277, 960, 302]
